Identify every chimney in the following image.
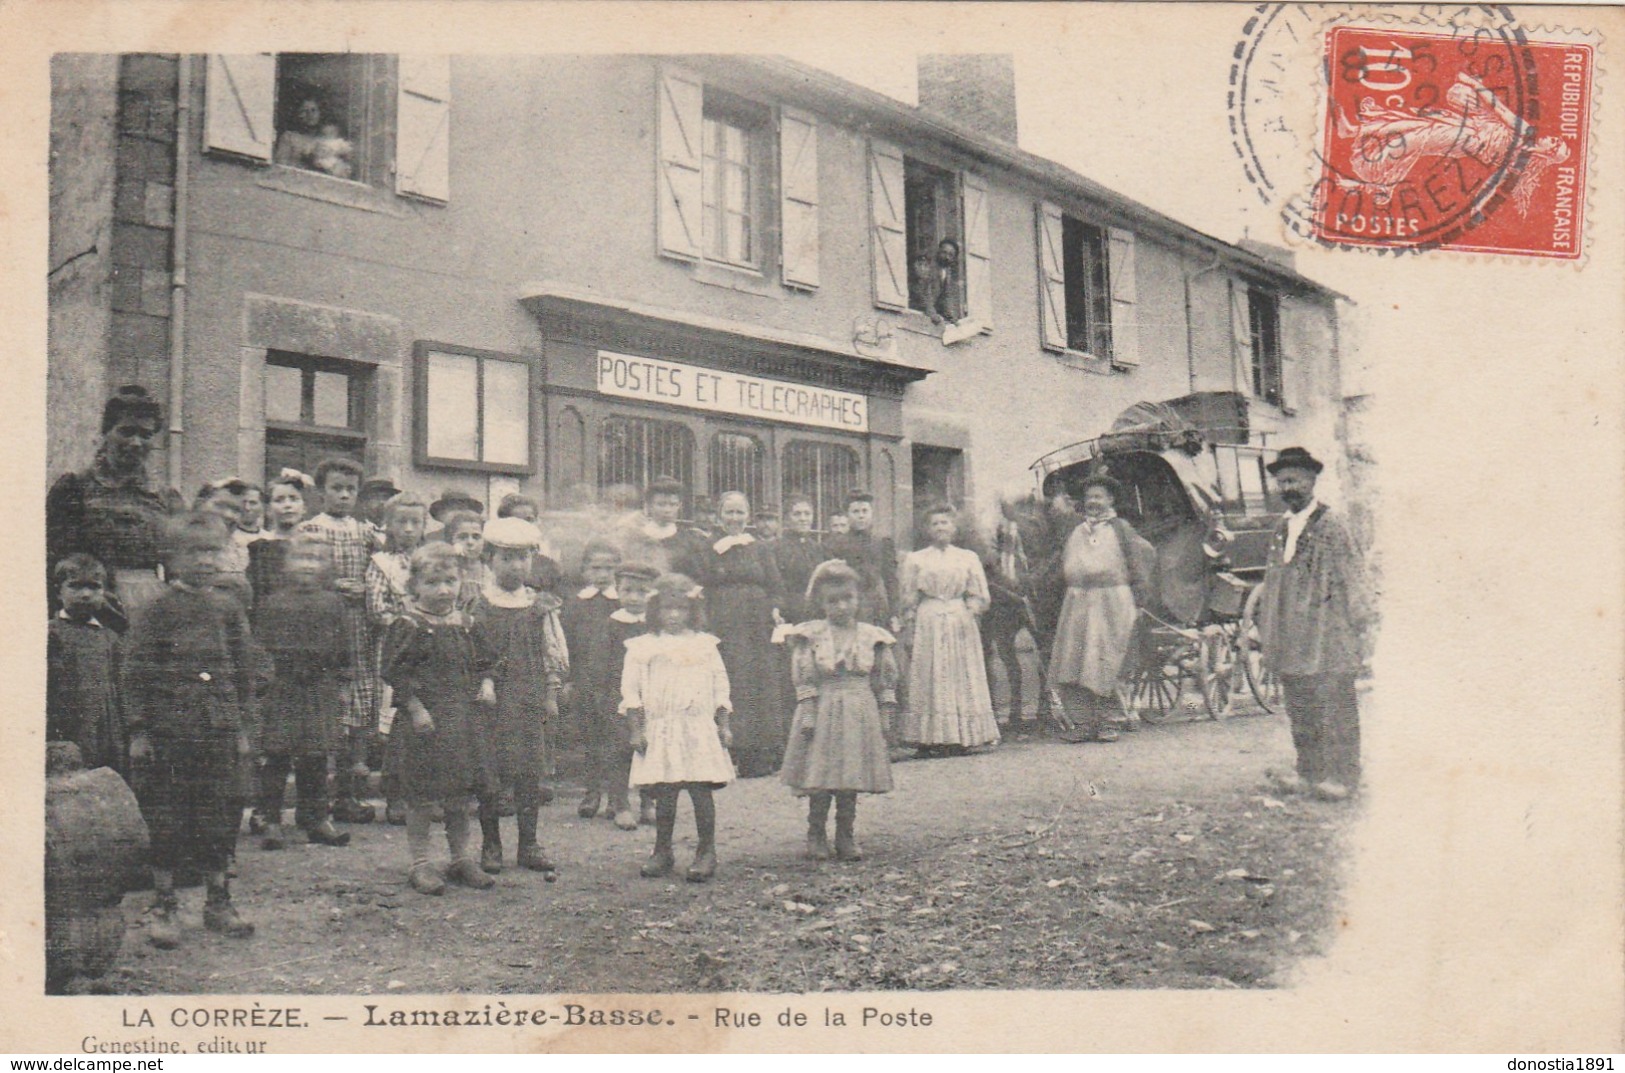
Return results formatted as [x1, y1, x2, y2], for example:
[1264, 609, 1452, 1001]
[917, 54, 1018, 144]
[1238, 239, 1297, 273]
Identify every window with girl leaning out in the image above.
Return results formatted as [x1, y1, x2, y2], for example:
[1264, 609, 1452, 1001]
[273, 54, 372, 182]
[202, 53, 450, 202]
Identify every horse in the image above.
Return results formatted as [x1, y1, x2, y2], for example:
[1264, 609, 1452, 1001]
[975, 493, 1077, 730]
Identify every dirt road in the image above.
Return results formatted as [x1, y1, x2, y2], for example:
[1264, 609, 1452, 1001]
[96, 709, 1354, 994]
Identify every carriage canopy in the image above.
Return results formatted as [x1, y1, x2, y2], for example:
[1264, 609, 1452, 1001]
[1030, 392, 1286, 622]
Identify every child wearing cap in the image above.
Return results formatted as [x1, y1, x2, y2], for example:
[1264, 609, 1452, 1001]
[622, 574, 735, 882]
[470, 517, 568, 876]
[566, 551, 660, 830]
[496, 493, 564, 596]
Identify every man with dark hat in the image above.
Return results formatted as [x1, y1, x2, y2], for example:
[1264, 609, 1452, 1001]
[753, 510, 781, 543]
[1256, 447, 1374, 801]
[827, 489, 898, 628]
[358, 477, 402, 529]
[428, 488, 485, 523]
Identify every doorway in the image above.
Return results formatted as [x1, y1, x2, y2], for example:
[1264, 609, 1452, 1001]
[911, 444, 964, 547]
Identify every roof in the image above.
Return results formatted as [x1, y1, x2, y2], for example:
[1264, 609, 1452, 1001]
[688, 56, 1345, 301]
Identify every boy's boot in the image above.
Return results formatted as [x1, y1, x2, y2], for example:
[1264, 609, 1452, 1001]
[577, 789, 603, 819]
[805, 792, 832, 860]
[686, 791, 718, 883]
[333, 764, 375, 824]
[515, 804, 556, 876]
[478, 799, 504, 874]
[148, 876, 181, 950]
[446, 806, 495, 889]
[298, 756, 350, 846]
[834, 794, 863, 861]
[640, 794, 676, 877]
[202, 878, 255, 938]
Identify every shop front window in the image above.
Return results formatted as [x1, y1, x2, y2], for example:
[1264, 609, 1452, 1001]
[782, 440, 859, 532]
[599, 416, 696, 506]
[708, 430, 766, 511]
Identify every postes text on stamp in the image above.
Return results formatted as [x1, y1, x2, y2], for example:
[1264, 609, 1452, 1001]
[1311, 26, 1592, 258]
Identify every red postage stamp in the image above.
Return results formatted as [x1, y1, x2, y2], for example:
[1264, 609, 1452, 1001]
[1312, 25, 1593, 258]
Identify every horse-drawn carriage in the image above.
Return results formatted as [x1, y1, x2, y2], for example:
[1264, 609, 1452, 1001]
[1027, 392, 1287, 724]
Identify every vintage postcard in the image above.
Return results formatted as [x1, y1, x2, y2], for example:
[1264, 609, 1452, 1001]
[4, 0, 1622, 1055]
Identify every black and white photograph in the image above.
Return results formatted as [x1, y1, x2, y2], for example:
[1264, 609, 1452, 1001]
[11, 0, 1623, 1054]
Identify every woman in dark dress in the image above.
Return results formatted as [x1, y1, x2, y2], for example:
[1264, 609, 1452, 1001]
[704, 491, 787, 777]
[772, 494, 826, 626]
[46, 386, 182, 627]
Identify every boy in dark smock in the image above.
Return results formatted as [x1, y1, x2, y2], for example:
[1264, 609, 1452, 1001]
[123, 514, 256, 947]
[46, 554, 126, 775]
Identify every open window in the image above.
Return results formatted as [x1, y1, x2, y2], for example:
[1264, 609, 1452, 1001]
[1037, 202, 1139, 365]
[203, 53, 450, 202]
[904, 159, 963, 319]
[1230, 280, 1286, 409]
[869, 140, 991, 328]
[1247, 287, 1284, 408]
[273, 54, 371, 182]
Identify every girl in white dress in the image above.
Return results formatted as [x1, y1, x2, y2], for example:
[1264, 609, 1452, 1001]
[623, 574, 735, 882]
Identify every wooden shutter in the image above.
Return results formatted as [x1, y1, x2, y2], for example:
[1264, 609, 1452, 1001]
[962, 173, 993, 330]
[867, 139, 908, 311]
[203, 54, 276, 162]
[1229, 277, 1254, 388]
[396, 56, 451, 202]
[1276, 294, 1326, 415]
[779, 108, 820, 289]
[656, 67, 704, 261]
[1036, 202, 1068, 351]
[1107, 227, 1140, 366]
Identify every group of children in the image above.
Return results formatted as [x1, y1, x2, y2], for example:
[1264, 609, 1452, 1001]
[46, 459, 902, 948]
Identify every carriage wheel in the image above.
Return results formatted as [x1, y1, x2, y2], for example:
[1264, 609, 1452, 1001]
[1238, 586, 1281, 714]
[1119, 666, 1181, 725]
[1200, 625, 1238, 719]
